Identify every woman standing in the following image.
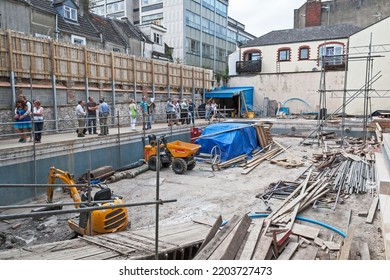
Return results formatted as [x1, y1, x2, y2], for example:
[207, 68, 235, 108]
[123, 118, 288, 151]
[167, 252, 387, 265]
[13, 100, 32, 143]
[129, 99, 137, 131]
[33, 100, 44, 143]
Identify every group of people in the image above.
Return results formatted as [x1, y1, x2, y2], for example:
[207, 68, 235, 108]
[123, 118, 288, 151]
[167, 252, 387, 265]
[13, 94, 200, 142]
[165, 98, 195, 126]
[13, 94, 44, 143]
[205, 100, 218, 122]
[76, 97, 110, 137]
[129, 96, 156, 131]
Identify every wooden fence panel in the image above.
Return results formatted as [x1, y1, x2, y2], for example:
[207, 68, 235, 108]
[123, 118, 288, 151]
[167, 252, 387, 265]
[0, 30, 213, 90]
[169, 64, 181, 88]
[154, 60, 168, 86]
[0, 31, 9, 76]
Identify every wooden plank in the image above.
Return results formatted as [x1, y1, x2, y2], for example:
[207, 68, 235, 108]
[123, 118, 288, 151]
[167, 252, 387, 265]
[313, 237, 325, 247]
[239, 219, 264, 260]
[359, 242, 371, 260]
[196, 215, 222, 253]
[234, 229, 250, 260]
[339, 225, 355, 260]
[277, 241, 299, 260]
[291, 223, 320, 240]
[291, 245, 318, 260]
[193, 215, 241, 260]
[220, 215, 252, 260]
[323, 241, 341, 251]
[252, 235, 273, 260]
[81, 251, 119, 260]
[79, 236, 130, 255]
[366, 197, 379, 224]
[267, 182, 304, 220]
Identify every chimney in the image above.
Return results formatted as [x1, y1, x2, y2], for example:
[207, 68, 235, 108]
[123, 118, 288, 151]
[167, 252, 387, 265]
[305, 0, 321, 27]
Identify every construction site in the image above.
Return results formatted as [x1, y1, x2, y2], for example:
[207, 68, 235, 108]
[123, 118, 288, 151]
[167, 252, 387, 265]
[1, 2, 390, 262]
[0, 113, 389, 261]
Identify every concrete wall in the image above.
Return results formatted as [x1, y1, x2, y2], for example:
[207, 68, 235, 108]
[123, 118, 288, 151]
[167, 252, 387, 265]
[347, 16, 390, 115]
[0, 0, 31, 33]
[0, 130, 191, 206]
[229, 71, 347, 115]
[31, 9, 56, 38]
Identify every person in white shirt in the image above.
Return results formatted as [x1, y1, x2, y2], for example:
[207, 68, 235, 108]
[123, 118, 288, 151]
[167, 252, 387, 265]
[75, 100, 86, 137]
[32, 100, 44, 143]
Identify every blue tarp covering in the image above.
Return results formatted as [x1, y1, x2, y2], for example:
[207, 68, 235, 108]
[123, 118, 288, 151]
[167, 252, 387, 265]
[194, 123, 260, 162]
[205, 86, 254, 114]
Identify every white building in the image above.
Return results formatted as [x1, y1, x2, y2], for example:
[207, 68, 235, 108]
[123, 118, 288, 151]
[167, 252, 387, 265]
[228, 20, 390, 116]
[90, 0, 256, 76]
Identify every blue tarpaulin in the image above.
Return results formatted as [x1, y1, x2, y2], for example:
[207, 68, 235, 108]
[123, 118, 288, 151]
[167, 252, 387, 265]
[194, 123, 260, 162]
[205, 86, 254, 114]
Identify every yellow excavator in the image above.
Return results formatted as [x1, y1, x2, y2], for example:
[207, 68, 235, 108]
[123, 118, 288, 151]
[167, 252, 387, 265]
[46, 166, 129, 236]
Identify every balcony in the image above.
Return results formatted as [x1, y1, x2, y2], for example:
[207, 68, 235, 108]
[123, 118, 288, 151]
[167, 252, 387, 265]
[236, 60, 262, 74]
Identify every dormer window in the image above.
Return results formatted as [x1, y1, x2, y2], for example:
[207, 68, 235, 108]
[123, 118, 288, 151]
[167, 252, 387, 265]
[64, 6, 77, 21]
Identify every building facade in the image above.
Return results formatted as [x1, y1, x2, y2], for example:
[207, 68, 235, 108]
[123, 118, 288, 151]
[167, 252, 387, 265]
[90, 0, 256, 77]
[229, 17, 390, 116]
[294, 0, 390, 29]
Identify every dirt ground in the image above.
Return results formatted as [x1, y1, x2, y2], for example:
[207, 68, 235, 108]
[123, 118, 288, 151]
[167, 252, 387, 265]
[0, 136, 385, 259]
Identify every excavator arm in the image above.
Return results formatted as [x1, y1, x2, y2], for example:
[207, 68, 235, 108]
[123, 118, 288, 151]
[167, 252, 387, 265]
[46, 166, 81, 207]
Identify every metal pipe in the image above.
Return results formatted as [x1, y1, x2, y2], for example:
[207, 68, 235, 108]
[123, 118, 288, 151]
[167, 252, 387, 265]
[0, 199, 177, 220]
[0, 200, 118, 210]
[155, 137, 161, 260]
[0, 183, 92, 188]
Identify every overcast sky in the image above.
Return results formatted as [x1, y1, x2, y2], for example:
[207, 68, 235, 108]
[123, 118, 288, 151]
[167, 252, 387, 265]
[229, 0, 308, 37]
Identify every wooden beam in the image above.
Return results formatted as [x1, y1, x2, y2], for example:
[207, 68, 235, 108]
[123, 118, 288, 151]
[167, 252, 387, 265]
[239, 219, 264, 260]
[277, 241, 299, 260]
[220, 215, 252, 260]
[196, 215, 222, 253]
[366, 197, 379, 224]
[339, 225, 355, 260]
[291, 223, 320, 240]
[251, 236, 273, 260]
[193, 215, 241, 260]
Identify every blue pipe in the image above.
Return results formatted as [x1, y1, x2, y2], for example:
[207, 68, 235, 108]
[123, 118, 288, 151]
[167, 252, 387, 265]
[221, 214, 346, 238]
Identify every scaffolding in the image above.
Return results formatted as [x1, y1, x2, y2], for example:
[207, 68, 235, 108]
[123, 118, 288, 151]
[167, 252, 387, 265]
[301, 37, 389, 146]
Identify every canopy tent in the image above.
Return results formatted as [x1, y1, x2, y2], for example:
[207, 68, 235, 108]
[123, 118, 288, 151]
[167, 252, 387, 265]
[194, 123, 260, 162]
[205, 86, 254, 115]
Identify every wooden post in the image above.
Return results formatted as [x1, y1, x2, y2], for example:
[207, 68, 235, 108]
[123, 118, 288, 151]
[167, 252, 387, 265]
[180, 64, 184, 99]
[151, 59, 155, 99]
[7, 30, 16, 111]
[111, 51, 116, 120]
[84, 47, 89, 100]
[167, 62, 170, 99]
[133, 56, 137, 100]
[50, 40, 59, 131]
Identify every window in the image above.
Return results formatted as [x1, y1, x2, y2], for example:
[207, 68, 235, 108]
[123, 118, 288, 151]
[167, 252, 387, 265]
[64, 6, 77, 21]
[202, 18, 215, 35]
[319, 43, 344, 66]
[154, 33, 162, 45]
[202, 43, 214, 59]
[186, 10, 201, 30]
[278, 48, 291, 62]
[186, 38, 200, 55]
[243, 50, 261, 61]
[142, 13, 163, 24]
[71, 35, 86, 45]
[299, 46, 310, 60]
[215, 24, 226, 39]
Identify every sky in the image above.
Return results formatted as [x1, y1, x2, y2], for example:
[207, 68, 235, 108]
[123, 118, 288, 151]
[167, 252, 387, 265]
[229, 0, 308, 37]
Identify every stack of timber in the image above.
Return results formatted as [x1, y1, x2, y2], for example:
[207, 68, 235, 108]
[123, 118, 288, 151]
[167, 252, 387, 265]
[254, 122, 273, 148]
[192, 212, 369, 260]
[193, 214, 274, 260]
